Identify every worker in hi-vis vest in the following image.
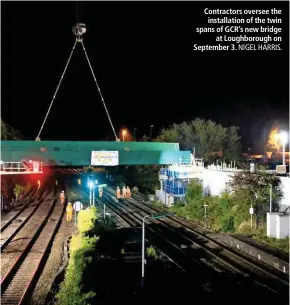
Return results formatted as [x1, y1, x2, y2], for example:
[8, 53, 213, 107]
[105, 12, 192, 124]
[66, 202, 73, 222]
[122, 186, 127, 198]
[116, 187, 121, 199]
[126, 186, 131, 199]
[60, 191, 65, 205]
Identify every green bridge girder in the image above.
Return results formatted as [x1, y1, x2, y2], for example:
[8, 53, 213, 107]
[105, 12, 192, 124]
[1, 141, 191, 166]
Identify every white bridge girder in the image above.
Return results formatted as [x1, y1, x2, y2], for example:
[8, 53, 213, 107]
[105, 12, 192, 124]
[0, 161, 43, 175]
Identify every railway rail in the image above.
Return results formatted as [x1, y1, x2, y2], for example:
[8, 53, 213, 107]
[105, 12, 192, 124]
[97, 194, 264, 297]
[106, 183, 289, 272]
[1, 184, 53, 251]
[124, 197, 288, 287]
[56, 170, 288, 270]
[101, 189, 289, 301]
[131, 191, 290, 272]
[1, 186, 39, 232]
[1, 182, 65, 305]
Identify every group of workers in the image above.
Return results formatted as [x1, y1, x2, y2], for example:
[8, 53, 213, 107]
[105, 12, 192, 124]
[116, 186, 131, 199]
[60, 184, 132, 223]
[59, 185, 104, 222]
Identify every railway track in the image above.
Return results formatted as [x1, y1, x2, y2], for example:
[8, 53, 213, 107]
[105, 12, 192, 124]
[1, 184, 53, 251]
[130, 191, 290, 272]
[106, 184, 289, 272]
[1, 182, 65, 305]
[1, 186, 39, 232]
[59, 173, 288, 271]
[98, 194, 256, 295]
[101, 189, 289, 301]
[123, 197, 288, 289]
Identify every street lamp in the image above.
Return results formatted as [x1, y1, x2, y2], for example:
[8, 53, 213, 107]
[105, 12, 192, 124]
[88, 180, 100, 206]
[142, 213, 167, 288]
[88, 181, 94, 205]
[260, 182, 273, 213]
[150, 125, 154, 141]
[122, 129, 127, 142]
[279, 131, 288, 165]
[134, 128, 137, 141]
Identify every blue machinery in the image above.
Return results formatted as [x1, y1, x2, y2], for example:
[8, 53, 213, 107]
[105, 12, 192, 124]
[157, 157, 203, 204]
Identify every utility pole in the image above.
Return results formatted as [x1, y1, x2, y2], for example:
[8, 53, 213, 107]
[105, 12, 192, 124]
[134, 128, 137, 141]
[89, 187, 92, 205]
[141, 215, 149, 289]
[269, 184, 272, 213]
[203, 204, 208, 228]
[150, 125, 154, 141]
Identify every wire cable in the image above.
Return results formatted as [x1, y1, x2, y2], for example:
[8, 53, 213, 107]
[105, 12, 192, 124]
[36, 40, 77, 140]
[80, 40, 118, 140]
[76, 0, 79, 23]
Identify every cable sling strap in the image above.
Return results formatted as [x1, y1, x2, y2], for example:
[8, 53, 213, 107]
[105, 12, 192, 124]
[36, 24, 118, 141]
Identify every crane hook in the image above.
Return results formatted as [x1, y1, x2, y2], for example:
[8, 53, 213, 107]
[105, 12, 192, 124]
[72, 23, 87, 42]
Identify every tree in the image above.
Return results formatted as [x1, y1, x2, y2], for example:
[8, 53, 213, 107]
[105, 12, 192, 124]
[141, 135, 150, 142]
[155, 118, 241, 161]
[223, 126, 242, 160]
[14, 184, 25, 202]
[228, 169, 283, 227]
[1, 119, 23, 140]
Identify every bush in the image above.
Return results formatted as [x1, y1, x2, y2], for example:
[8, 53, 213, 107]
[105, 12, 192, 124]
[55, 237, 97, 305]
[55, 206, 99, 305]
[14, 184, 25, 201]
[77, 207, 98, 234]
[152, 200, 167, 210]
[132, 186, 139, 193]
[253, 235, 289, 253]
[146, 245, 157, 259]
[237, 220, 253, 234]
[221, 216, 235, 232]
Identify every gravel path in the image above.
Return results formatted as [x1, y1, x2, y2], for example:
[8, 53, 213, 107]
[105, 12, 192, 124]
[29, 209, 76, 305]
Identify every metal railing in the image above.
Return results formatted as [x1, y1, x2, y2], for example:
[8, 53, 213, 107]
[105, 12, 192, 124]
[0, 162, 43, 174]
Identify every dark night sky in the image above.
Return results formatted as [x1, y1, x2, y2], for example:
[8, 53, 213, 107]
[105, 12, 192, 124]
[1, 1, 289, 151]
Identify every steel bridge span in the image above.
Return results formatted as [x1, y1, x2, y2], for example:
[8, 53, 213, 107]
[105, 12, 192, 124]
[1, 141, 190, 166]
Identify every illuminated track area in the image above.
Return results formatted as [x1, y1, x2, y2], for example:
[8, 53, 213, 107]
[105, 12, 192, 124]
[1, 186, 48, 251]
[1, 186, 38, 230]
[97, 193, 247, 294]
[107, 184, 289, 271]
[129, 191, 290, 272]
[101, 187, 289, 302]
[1, 180, 65, 305]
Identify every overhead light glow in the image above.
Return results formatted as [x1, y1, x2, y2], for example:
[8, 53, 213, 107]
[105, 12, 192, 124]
[279, 131, 288, 145]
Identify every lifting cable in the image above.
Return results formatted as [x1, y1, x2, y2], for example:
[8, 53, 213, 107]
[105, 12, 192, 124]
[80, 40, 118, 140]
[36, 40, 77, 141]
[36, 22, 119, 141]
